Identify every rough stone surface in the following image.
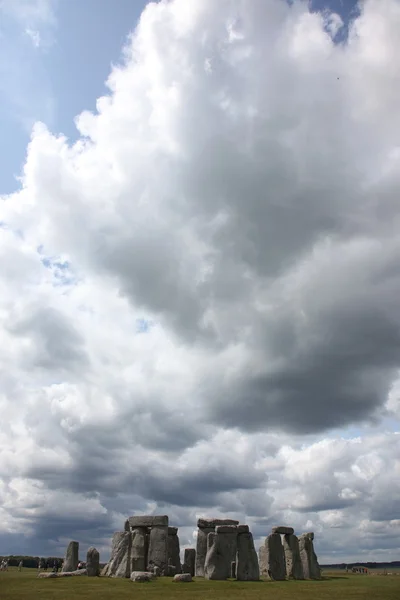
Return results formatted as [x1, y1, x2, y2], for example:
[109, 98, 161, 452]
[129, 515, 168, 528]
[237, 525, 249, 534]
[39, 569, 87, 578]
[102, 532, 124, 576]
[107, 531, 131, 578]
[86, 547, 100, 577]
[298, 534, 321, 580]
[124, 519, 130, 532]
[283, 534, 304, 580]
[231, 561, 236, 579]
[197, 518, 239, 529]
[62, 541, 79, 573]
[258, 533, 286, 580]
[131, 528, 148, 573]
[183, 549, 196, 576]
[272, 526, 294, 535]
[215, 525, 238, 534]
[304, 532, 314, 541]
[148, 525, 168, 574]
[173, 573, 192, 582]
[204, 529, 238, 580]
[195, 527, 213, 576]
[236, 531, 259, 581]
[167, 529, 182, 574]
[130, 571, 154, 582]
[168, 527, 178, 535]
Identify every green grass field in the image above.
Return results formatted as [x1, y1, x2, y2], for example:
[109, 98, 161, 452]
[1, 568, 399, 600]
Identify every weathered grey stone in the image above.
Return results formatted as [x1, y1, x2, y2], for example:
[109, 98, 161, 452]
[124, 519, 130, 532]
[173, 573, 192, 582]
[101, 532, 124, 576]
[231, 561, 236, 578]
[107, 531, 131, 578]
[62, 541, 79, 573]
[131, 528, 148, 573]
[128, 515, 168, 528]
[197, 518, 239, 529]
[86, 547, 100, 577]
[258, 533, 286, 580]
[183, 549, 196, 576]
[167, 528, 181, 574]
[283, 534, 304, 580]
[196, 527, 213, 576]
[38, 572, 58, 578]
[148, 525, 168, 574]
[130, 571, 155, 582]
[39, 569, 87, 578]
[237, 525, 249, 534]
[298, 534, 321, 580]
[304, 531, 314, 541]
[236, 531, 259, 581]
[204, 528, 238, 580]
[272, 526, 294, 535]
[215, 525, 238, 534]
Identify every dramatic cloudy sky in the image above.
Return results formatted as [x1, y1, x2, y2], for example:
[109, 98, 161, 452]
[1, 0, 400, 565]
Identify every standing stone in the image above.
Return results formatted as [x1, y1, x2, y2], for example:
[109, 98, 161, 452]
[124, 519, 130, 532]
[258, 533, 286, 580]
[62, 541, 79, 573]
[236, 530, 259, 581]
[106, 531, 131, 578]
[102, 532, 124, 576]
[283, 534, 304, 580]
[167, 527, 182, 574]
[86, 547, 100, 577]
[183, 548, 196, 576]
[131, 528, 148, 573]
[204, 526, 238, 580]
[196, 527, 214, 577]
[196, 518, 239, 577]
[298, 533, 321, 580]
[148, 525, 168, 574]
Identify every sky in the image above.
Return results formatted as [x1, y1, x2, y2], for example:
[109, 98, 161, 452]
[1, 0, 400, 566]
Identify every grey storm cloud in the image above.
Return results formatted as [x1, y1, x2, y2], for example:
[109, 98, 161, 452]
[0, 0, 400, 563]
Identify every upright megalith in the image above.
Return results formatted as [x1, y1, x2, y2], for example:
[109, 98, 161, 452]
[106, 531, 131, 578]
[130, 528, 148, 573]
[167, 527, 182, 575]
[86, 547, 100, 577]
[183, 548, 196, 576]
[196, 518, 239, 577]
[298, 533, 321, 580]
[204, 525, 238, 580]
[62, 541, 79, 572]
[148, 525, 168, 574]
[283, 534, 304, 580]
[258, 533, 286, 580]
[236, 528, 259, 581]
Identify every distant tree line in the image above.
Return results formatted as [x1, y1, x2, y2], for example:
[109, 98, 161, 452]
[321, 561, 400, 569]
[0, 556, 62, 568]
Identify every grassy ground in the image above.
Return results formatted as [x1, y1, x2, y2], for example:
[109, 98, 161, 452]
[1, 567, 399, 600]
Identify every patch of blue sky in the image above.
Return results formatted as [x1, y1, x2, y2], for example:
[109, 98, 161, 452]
[135, 318, 154, 334]
[38, 247, 76, 288]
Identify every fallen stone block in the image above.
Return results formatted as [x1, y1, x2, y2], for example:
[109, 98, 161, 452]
[173, 573, 193, 582]
[130, 571, 155, 582]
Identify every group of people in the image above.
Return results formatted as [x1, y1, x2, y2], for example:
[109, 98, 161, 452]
[38, 559, 63, 572]
[0, 559, 9, 571]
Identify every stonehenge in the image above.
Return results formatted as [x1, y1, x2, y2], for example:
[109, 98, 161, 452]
[98, 515, 321, 584]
